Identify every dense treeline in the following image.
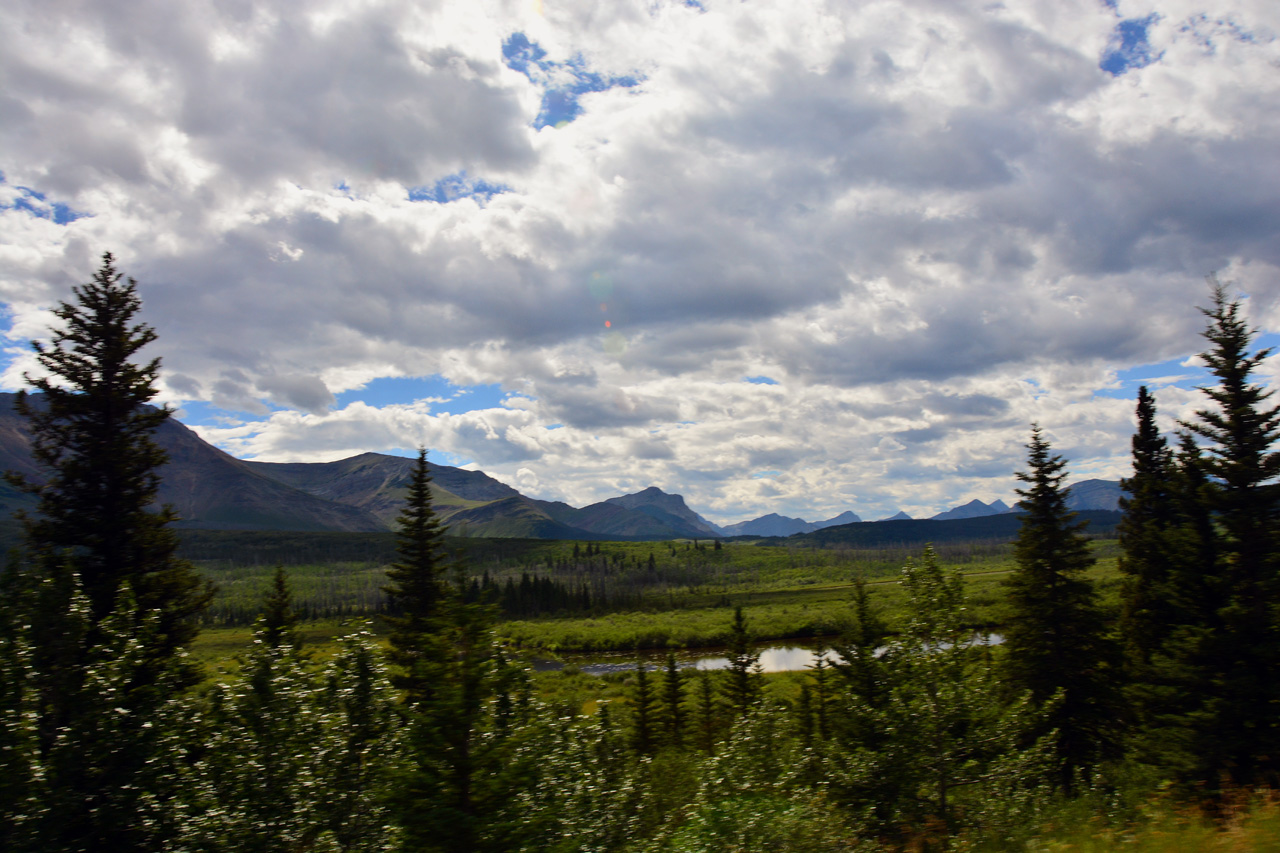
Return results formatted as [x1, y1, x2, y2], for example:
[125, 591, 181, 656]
[5, 257, 1280, 851]
[195, 537, 1020, 627]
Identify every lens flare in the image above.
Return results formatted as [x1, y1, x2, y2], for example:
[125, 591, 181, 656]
[605, 320, 611, 328]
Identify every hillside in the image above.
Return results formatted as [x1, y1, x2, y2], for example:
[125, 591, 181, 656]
[0, 393, 388, 535]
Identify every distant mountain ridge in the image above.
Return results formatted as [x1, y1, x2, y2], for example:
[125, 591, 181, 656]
[721, 510, 862, 538]
[768, 509, 1125, 549]
[0, 393, 1127, 542]
[931, 498, 1012, 521]
[0, 394, 387, 533]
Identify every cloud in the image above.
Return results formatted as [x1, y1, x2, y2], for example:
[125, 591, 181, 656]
[2, 0, 1279, 521]
[256, 372, 336, 415]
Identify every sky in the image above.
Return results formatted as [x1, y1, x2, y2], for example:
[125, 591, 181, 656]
[1, 0, 1278, 525]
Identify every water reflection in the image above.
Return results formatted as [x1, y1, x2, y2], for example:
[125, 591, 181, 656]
[530, 644, 837, 676]
[530, 635, 1002, 676]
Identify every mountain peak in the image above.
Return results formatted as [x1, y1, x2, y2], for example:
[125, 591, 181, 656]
[604, 487, 722, 537]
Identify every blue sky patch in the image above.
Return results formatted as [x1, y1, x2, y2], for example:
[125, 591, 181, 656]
[335, 375, 511, 414]
[502, 32, 641, 129]
[1101, 14, 1161, 76]
[0, 173, 89, 225]
[1093, 355, 1209, 400]
[408, 171, 509, 205]
[744, 375, 779, 385]
[1094, 332, 1280, 400]
[380, 447, 473, 467]
[175, 399, 268, 427]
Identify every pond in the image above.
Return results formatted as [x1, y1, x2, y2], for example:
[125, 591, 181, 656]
[530, 643, 846, 676]
[529, 634, 1003, 676]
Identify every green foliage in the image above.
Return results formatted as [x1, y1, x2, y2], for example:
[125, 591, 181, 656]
[823, 548, 1054, 845]
[626, 662, 658, 756]
[1118, 386, 1180, 673]
[1004, 425, 1123, 786]
[185, 574, 333, 852]
[392, 572, 544, 852]
[7, 253, 211, 668]
[722, 607, 762, 719]
[1125, 282, 1280, 791]
[0, 564, 201, 851]
[388, 460, 546, 853]
[659, 651, 685, 749]
[317, 628, 402, 852]
[384, 448, 449, 703]
[0, 254, 212, 852]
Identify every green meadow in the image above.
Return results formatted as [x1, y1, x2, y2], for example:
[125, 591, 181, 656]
[191, 537, 1122, 664]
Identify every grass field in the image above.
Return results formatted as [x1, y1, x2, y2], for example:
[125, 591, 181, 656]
[191, 538, 1122, 666]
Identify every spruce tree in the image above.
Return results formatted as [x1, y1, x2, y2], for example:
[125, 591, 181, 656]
[1003, 425, 1122, 787]
[0, 253, 211, 851]
[318, 628, 401, 853]
[1168, 281, 1280, 787]
[627, 662, 657, 756]
[384, 447, 449, 702]
[392, 561, 542, 853]
[7, 252, 210, 671]
[722, 606, 762, 718]
[692, 669, 719, 754]
[380, 451, 543, 853]
[659, 651, 685, 748]
[1118, 386, 1178, 670]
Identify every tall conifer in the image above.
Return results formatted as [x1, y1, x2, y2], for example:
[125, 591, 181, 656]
[1, 253, 210, 851]
[1118, 386, 1178, 670]
[1169, 281, 1280, 787]
[7, 251, 211, 680]
[384, 447, 448, 702]
[1004, 425, 1122, 787]
[723, 606, 762, 719]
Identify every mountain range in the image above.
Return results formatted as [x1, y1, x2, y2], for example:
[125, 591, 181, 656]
[0, 394, 1125, 542]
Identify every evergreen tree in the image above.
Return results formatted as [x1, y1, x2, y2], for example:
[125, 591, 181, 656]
[627, 662, 658, 756]
[827, 573, 891, 751]
[0, 563, 42, 850]
[1118, 386, 1178, 671]
[825, 549, 1053, 844]
[384, 447, 449, 703]
[1004, 425, 1122, 788]
[722, 606, 762, 718]
[659, 651, 685, 748]
[692, 670, 719, 754]
[392, 561, 543, 853]
[318, 627, 402, 853]
[1130, 431, 1222, 780]
[1162, 281, 1280, 788]
[6, 252, 210, 674]
[0, 254, 211, 851]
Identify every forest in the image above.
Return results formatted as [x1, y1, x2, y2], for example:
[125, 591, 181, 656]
[4, 255, 1280, 852]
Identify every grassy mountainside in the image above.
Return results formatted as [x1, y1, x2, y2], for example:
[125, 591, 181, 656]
[534, 498, 704, 539]
[244, 452, 522, 524]
[0, 393, 389, 535]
